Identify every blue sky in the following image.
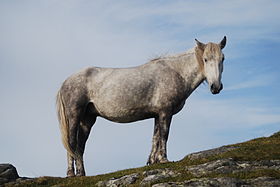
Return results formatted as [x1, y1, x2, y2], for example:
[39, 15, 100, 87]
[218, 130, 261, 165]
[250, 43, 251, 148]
[0, 0, 279, 177]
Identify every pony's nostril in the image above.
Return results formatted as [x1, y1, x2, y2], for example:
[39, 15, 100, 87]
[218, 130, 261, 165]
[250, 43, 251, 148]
[210, 83, 221, 94]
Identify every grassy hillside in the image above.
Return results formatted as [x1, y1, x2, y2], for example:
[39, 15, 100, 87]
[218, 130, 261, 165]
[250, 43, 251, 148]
[5, 131, 280, 187]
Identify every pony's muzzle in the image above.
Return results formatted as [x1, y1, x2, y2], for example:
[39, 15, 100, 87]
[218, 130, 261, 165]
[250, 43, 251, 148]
[210, 83, 223, 94]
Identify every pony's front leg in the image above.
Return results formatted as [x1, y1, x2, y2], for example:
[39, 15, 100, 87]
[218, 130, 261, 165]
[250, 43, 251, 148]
[158, 113, 172, 163]
[147, 117, 160, 165]
[147, 112, 172, 165]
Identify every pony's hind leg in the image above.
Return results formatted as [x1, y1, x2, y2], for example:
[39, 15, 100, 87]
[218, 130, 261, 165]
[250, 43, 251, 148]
[66, 114, 81, 177]
[61, 100, 84, 177]
[75, 103, 97, 176]
[67, 153, 75, 177]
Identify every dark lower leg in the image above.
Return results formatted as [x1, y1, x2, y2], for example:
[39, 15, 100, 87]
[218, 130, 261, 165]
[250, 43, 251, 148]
[147, 117, 161, 165]
[147, 113, 171, 165]
[75, 119, 94, 176]
[147, 135, 160, 165]
[158, 116, 171, 162]
[67, 120, 79, 177]
[67, 153, 75, 177]
[75, 158, 85, 176]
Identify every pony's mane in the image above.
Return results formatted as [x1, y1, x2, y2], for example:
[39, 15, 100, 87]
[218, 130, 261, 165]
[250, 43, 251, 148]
[150, 48, 195, 61]
[195, 46, 204, 72]
[149, 47, 204, 73]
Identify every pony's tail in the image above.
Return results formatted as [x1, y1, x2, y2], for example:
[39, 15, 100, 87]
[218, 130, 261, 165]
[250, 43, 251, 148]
[56, 90, 81, 161]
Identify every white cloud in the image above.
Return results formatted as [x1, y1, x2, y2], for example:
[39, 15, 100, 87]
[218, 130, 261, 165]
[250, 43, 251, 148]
[224, 73, 276, 91]
[181, 96, 280, 129]
[88, 0, 280, 42]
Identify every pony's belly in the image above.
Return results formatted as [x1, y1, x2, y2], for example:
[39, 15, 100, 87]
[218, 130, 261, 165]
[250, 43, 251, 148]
[97, 108, 154, 123]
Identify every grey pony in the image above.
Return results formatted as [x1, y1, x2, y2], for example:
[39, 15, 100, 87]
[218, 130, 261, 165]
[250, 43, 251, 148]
[57, 37, 227, 177]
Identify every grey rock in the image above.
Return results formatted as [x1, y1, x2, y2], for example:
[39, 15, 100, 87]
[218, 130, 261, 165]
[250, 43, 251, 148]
[186, 158, 280, 177]
[141, 168, 179, 185]
[0, 164, 19, 180]
[96, 173, 140, 187]
[95, 144, 280, 187]
[152, 182, 185, 187]
[0, 178, 9, 186]
[153, 177, 280, 187]
[96, 168, 180, 186]
[152, 177, 245, 187]
[143, 168, 177, 177]
[0, 164, 19, 185]
[248, 177, 280, 186]
[182, 177, 245, 187]
[185, 146, 237, 161]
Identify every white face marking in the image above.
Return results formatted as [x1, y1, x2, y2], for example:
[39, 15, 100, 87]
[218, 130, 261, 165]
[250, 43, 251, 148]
[203, 53, 224, 94]
[204, 59, 222, 86]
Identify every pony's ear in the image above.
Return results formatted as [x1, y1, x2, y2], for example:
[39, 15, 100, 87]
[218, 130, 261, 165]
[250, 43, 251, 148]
[195, 39, 205, 50]
[220, 36, 227, 49]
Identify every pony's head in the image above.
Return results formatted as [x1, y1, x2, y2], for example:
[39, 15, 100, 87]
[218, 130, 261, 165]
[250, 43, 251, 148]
[195, 36, 227, 94]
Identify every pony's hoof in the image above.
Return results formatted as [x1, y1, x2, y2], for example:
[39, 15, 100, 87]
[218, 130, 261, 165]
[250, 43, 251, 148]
[159, 158, 169, 164]
[76, 170, 86, 177]
[67, 170, 75, 177]
[76, 173, 85, 177]
[147, 158, 156, 165]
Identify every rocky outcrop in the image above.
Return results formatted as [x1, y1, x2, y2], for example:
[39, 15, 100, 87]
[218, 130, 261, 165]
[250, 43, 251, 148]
[0, 164, 19, 185]
[141, 168, 180, 185]
[153, 177, 280, 187]
[96, 144, 280, 187]
[3, 131, 280, 187]
[186, 158, 280, 177]
[96, 173, 140, 186]
[96, 158, 280, 187]
[96, 168, 180, 187]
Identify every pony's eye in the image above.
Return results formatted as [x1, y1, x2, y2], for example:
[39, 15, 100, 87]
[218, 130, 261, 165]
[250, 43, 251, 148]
[204, 58, 208, 62]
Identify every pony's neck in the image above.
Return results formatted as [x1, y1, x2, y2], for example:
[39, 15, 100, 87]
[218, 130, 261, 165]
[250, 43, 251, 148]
[163, 48, 205, 91]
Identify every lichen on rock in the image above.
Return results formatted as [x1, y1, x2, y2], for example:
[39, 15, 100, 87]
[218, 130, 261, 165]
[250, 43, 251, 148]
[185, 158, 280, 177]
[96, 173, 140, 187]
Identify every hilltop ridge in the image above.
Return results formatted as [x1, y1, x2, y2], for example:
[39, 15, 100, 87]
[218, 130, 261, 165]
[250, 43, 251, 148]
[3, 131, 280, 187]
